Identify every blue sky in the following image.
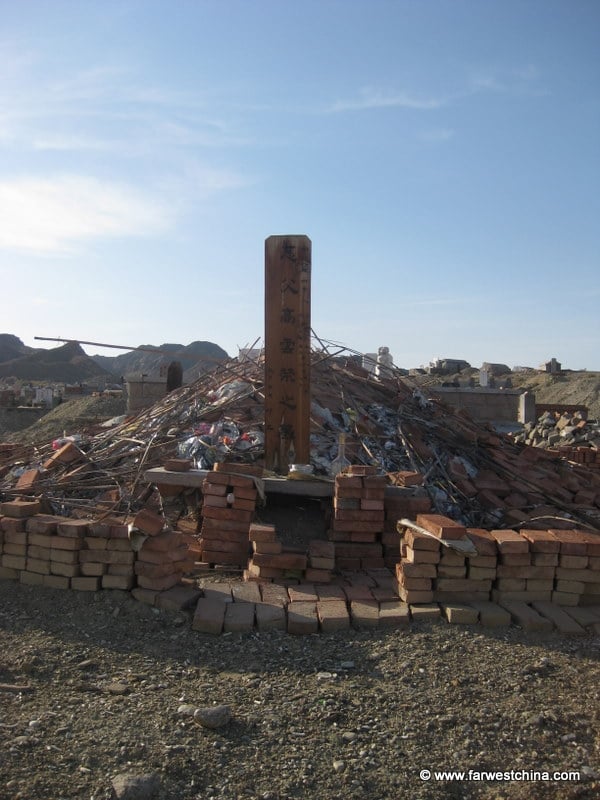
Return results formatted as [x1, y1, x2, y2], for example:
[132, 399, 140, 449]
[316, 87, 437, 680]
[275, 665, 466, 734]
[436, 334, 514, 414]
[1, 0, 598, 370]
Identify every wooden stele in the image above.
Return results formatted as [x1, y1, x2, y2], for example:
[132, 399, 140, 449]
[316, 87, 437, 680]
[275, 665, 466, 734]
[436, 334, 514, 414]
[264, 235, 311, 472]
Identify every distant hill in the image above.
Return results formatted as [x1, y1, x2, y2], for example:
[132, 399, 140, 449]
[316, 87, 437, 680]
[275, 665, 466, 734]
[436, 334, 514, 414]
[0, 338, 114, 382]
[0, 334, 35, 363]
[92, 341, 229, 382]
[0, 335, 229, 385]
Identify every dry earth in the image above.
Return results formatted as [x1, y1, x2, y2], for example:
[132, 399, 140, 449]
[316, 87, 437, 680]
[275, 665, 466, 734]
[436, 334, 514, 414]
[1, 579, 599, 800]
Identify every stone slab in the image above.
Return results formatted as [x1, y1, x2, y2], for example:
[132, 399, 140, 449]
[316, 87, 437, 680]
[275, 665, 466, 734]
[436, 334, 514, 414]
[350, 600, 379, 629]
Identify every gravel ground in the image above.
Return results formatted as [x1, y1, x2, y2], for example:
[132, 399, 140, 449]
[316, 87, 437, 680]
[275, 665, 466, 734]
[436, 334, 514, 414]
[0, 581, 599, 800]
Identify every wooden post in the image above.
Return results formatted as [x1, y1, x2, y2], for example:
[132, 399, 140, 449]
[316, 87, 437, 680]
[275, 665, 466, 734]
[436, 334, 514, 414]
[264, 235, 311, 472]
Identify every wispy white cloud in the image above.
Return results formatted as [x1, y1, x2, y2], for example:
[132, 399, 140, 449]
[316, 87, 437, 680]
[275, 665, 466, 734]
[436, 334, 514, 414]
[329, 87, 447, 113]
[0, 175, 174, 255]
[418, 127, 455, 143]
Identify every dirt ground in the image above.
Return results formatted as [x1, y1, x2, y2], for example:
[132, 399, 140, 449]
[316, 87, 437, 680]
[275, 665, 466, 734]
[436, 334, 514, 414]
[1, 578, 599, 800]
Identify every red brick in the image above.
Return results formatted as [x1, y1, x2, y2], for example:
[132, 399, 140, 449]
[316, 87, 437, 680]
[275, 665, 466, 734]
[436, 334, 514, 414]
[287, 601, 318, 634]
[255, 603, 286, 631]
[491, 530, 529, 554]
[202, 506, 254, 522]
[164, 458, 193, 472]
[397, 587, 434, 604]
[43, 574, 70, 590]
[404, 547, 440, 564]
[2, 554, 26, 570]
[80, 562, 107, 577]
[192, 598, 226, 634]
[4, 542, 26, 556]
[136, 573, 180, 591]
[252, 540, 282, 554]
[335, 475, 363, 489]
[102, 574, 134, 590]
[549, 529, 589, 556]
[43, 442, 85, 468]
[57, 520, 88, 538]
[71, 576, 100, 591]
[1, 517, 27, 534]
[224, 602, 255, 632]
[397, 561, 437, 579]
[416, 514, 466, 541]
[317, 600, 350, 632]
[350, 600, 379, 628]
[521, 529, 560, 553]
[466, 529, 498, 556]
[0, 501, 40, 519]
[133, 509, 166, 536]
[15, 469, 41, 492]
[50, 561, 80, 577]
[499, 554, 531, 566]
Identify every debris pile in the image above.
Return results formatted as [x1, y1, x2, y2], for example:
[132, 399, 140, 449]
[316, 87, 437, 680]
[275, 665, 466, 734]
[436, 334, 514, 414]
[0, 352, 599, 536]
[513, 409, 600, 458]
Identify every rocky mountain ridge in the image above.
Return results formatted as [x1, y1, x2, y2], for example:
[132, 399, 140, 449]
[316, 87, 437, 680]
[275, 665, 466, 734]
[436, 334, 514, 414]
[0, 335, 228, 385]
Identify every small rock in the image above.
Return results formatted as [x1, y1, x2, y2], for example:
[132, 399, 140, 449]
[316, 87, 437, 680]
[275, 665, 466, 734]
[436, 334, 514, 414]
[581, 766, 599, 780]
[332, 760, 346, 773]
[316, 671, 334, 681]
[340, 661, 355, 670]
[177, 704, 197, 716]
[76, 659, 98, 671]
[107, 683, 129, 695]
[341, 731, 357, 742]
[194, 705, 232, 729]
[111, 772, 161, 800]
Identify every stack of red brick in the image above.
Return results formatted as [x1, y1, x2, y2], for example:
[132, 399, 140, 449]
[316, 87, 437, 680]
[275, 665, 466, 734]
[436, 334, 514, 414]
[198, 468, 258, 566]
[245, 522, 308, 581]
[0, 499, 136, 591]
[382, 485, 432, 568]
[328, 467, 386, 570]
[395, 514, 600, 607]
[0, 501, 196, 595]
[547, 446, 600, 469]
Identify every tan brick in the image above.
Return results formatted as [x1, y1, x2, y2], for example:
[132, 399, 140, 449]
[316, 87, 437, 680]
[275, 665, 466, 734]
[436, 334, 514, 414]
[71, 576, 100, 592]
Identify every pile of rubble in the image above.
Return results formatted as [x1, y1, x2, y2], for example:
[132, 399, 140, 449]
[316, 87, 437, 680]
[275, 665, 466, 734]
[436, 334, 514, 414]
[0, 352, 599, 534]
[513, 410, 600, 465]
